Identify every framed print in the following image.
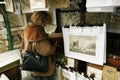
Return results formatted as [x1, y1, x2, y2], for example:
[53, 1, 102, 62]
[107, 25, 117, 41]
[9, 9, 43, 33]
[4, 0, 14, 12]
[21, 0, 33, 13]
[13, 0, 22, 14]
[62, 24, 106, 65]
[86, 0, 120, 7]
[30, 0, 48, 11]
[56, 9, 106, 33]
[56, 10, 81, 32]
[8, 12, 24, 27]
[107, 13, 120, 34]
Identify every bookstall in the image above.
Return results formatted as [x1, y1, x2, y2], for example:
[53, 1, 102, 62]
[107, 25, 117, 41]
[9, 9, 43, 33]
[0, 0, 120, 80]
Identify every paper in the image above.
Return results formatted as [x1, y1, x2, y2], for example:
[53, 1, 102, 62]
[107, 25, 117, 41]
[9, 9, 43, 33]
[30, 0, 47, 11]
[87, 66, 103, 80]
[61, 68, 77, 80]
[102, 65, 117, 80]
[61, 68, 70, 80]
[62, 24, 106, 65]
[8, 13, 24, 27]
[44, 25, 57, 34]
[76, 72, 85, 80]
[4, 0, 14, 12]
[13, 0, 22, 14]
[68, 71, 76, 80]
[0, 49, 20, 67]
[87, 7, 116, 12]
[0, 14, 4, 21]
[0, 74, 9, 80]
[116, 71, 120, 80]
[86, 0, 120, 7]
[67, 58, 75, 67]
[21, 0, 33, 13]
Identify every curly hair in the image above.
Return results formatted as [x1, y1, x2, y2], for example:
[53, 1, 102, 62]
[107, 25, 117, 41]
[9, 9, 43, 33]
[31, 11, 52, 26]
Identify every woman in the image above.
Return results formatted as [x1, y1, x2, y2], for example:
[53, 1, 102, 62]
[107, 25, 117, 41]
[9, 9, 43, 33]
[21, 11, 56, 80]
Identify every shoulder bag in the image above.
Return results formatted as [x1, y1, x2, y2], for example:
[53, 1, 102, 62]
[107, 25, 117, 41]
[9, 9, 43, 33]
[21, 42, 49, 72]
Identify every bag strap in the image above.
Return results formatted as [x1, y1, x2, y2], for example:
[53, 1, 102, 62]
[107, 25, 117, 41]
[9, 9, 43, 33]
[29, 42, 38, 55]
[30, 42, 37, 52]
[29, 42, 33, 52]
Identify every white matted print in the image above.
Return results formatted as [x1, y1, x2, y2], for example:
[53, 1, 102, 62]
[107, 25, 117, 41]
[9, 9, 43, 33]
[4, 0, 14, 12]
[87, 66, 103, 80]
[116, 71, 120, 80]
[21, 0, 32, 13]
[62, 24, 106, 65]
[61, 68, 76, 80]
[29, 0, 47, 11]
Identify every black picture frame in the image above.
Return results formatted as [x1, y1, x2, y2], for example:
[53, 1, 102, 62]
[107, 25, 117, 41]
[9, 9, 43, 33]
[55, 9, 81, 32]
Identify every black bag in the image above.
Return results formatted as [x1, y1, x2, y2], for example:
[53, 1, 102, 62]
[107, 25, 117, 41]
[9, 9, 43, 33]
[21, 42, 49, 72]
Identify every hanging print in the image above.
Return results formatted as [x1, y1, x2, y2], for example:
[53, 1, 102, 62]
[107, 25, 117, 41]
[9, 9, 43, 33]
[4, 0, 14, 12]
[62, 24, 106, 65]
